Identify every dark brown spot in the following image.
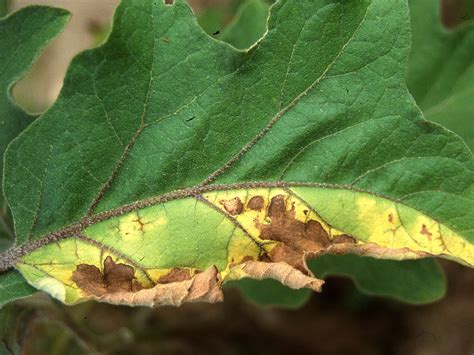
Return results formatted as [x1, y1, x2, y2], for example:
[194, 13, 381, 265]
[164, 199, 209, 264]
[158, 268, 192, 284]
[259, 195, 332, 274]
[71, 256, 143, 297]
[303, 210, 309, 215]
[420, 224, 433, 241]
[332, 234, 357, 244]
[221, 197, 244, 215]
[261, 195, 331, 249]
[270, 245, 308, 274]
[388, 213, 394, 224]
[267, 195, 288, 220]
[247, 196, 265, 211]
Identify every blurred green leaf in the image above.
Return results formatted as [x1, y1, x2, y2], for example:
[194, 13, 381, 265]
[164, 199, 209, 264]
[309, 256, 446, 304]
[197, 7, 228, 36]
[0, 0, 7, 18]
[225, 278, 311, 309]
[407, 0, 474, 149]
[0, 302, 29, 354]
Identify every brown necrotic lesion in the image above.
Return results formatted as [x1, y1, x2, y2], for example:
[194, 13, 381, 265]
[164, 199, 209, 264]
[72, 256, 198, 297]
[247, 196, 265, 211]
[257, 194, 349, 273]
[220, 191, 357, 275]
[72, 256, 143, 297]
[220, 197, 244, 215]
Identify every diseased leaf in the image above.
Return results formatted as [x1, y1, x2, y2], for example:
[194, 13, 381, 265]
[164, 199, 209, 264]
[0, 6, 69, 304]
[1, 0, 473, 307]
[309, 255, 445, 304]
[407, 0, 474, 149]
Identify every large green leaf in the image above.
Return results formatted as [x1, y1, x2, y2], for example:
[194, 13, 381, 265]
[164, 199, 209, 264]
[407, 0, 474, 149]
[1, 0, 473, 307]
[0, 6, 69, 303]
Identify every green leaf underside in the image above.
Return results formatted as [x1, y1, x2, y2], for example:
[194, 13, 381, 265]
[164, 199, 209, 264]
[1, 0, 473, 306]
[407, 0, 474, 149]
[225, 277, 311, 309]
[0, 7, 70, 301]
[309, 255, 445, 304]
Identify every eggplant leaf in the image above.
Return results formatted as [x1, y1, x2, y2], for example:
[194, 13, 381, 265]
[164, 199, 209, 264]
[0, 0, 473, 307]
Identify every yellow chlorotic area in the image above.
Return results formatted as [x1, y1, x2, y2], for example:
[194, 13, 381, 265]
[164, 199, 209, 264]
[292, 187, 473, 266]
[16, 186, 473, 305]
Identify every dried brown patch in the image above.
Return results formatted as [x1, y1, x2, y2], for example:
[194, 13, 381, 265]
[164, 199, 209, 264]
[270, 245, 307, 273]
[220, 197, 244, 215]
[261, 195, 331, 249]
[100, 266, 223, 307]
[247, 196, 265, 211]
[240, 261, 324, 292]
[256, 195, 336, 274]
[332, 234, 357, 244]
[253, 194, 360, 278]
[158, 268, 192, 284]
[72, 256, 143, 297]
